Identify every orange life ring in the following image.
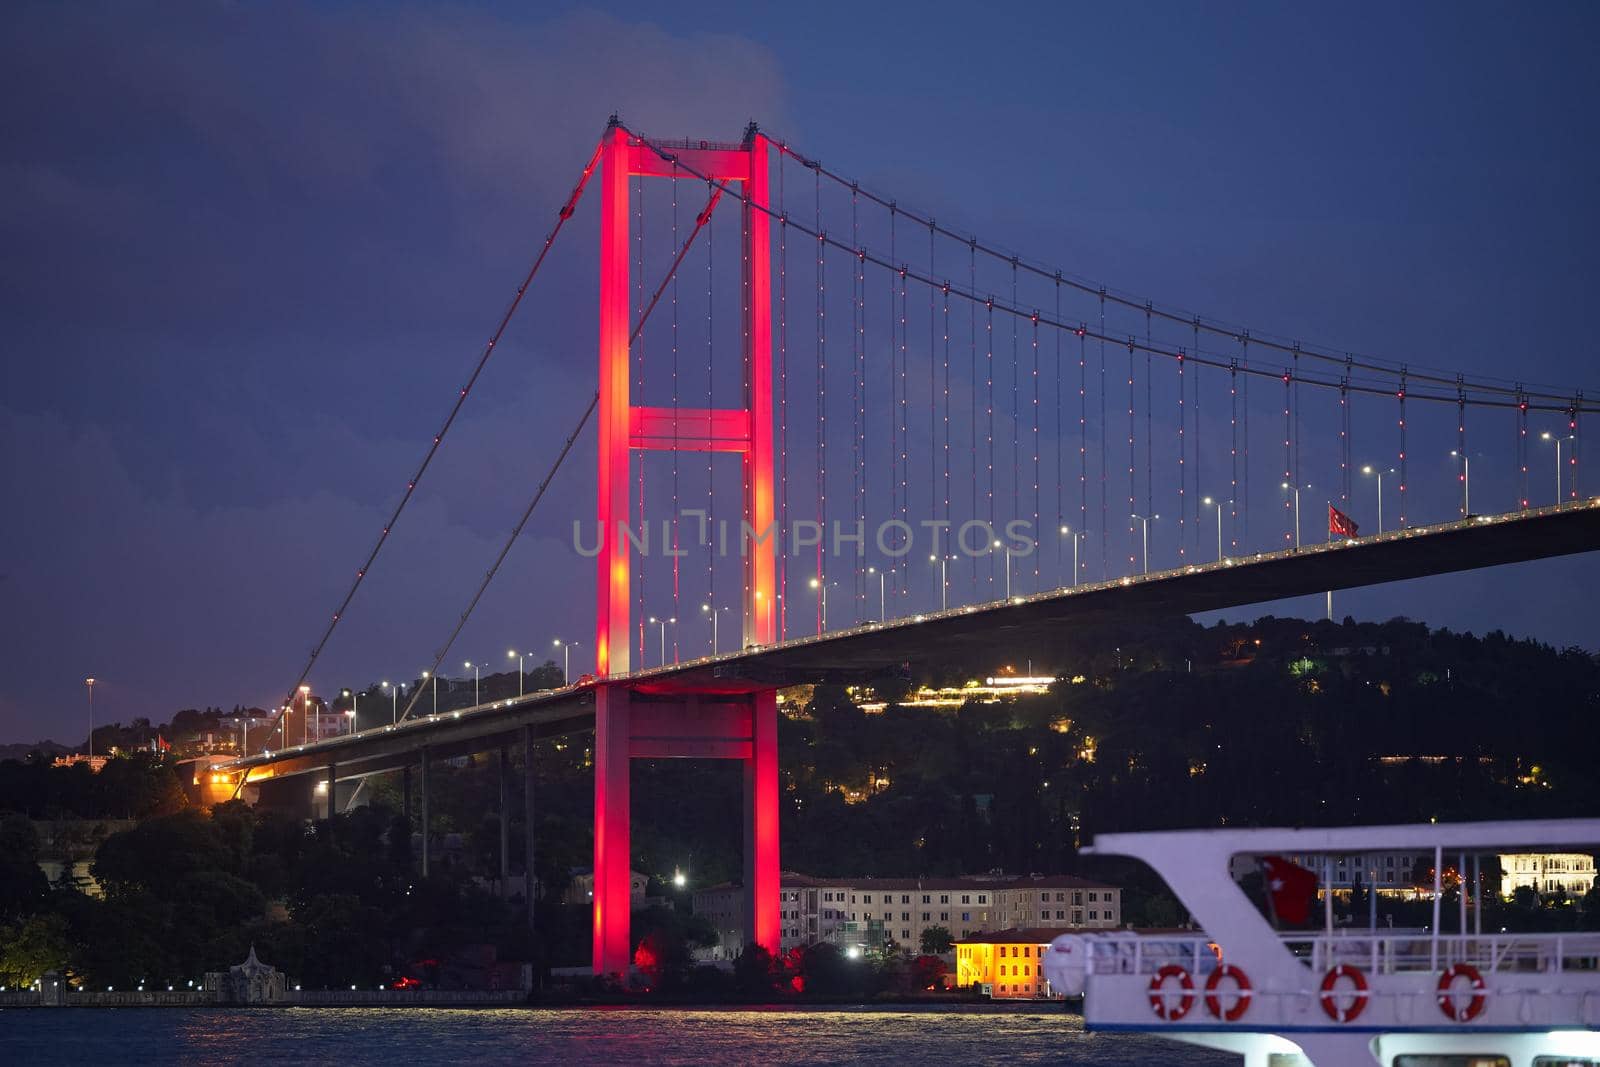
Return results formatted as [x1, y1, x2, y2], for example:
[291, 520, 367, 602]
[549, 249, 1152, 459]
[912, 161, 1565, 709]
[1437, 963, 1487, 1022]
[1203, 963, 1252, 1021]
[1148, 964, 1195, 1021]
[1319, 963, 1370, 1023]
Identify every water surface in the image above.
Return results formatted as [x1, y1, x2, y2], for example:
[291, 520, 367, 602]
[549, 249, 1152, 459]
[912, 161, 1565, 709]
[0, 1005, 1237, 1064]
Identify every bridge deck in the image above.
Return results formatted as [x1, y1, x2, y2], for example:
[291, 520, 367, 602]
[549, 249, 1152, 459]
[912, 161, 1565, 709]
[229, 499, 1600, 784]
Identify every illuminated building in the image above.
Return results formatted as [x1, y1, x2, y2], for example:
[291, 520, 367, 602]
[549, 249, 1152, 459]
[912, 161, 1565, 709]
[694, 872, 1121, 960]
[1498, 852, 1597, 897]
[852, 673, 1063, 713]
[953, 927, 1073, 998]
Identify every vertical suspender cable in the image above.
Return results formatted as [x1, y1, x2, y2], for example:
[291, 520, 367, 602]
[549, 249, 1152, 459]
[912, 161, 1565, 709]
[852, 187, 863, 621]
[814, 165, 825, 632]
[1193, 319, 1201, 558]
[1177, 343, 1186, 560]
[1098, 291, 1107, 578]
[1055, 279, 1065, 581]
[1079, 324, 1088, 574]
[970, 242, 979, 601]
[1398, 371, 1408, 528]
[1031, 309, 1041, 588]
[1518, 389, 1529, 509]
[987, 297, 996, 591]
[1240, 332, 1250, 546]
[1230, 360, 1239, 552]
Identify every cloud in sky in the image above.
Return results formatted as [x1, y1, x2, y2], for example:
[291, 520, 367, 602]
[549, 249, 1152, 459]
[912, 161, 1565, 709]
[1, 3, 786, 742]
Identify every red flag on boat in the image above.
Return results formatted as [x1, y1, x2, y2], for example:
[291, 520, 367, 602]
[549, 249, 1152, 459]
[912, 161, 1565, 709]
[1260, 855, 1318, 925]
[1328, 504, 1359, 538]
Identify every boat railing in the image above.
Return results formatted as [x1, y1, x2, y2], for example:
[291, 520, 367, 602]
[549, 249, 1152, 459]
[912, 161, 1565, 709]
[1083, 931, 1600, 979]
[1302, 930, 1600, 976]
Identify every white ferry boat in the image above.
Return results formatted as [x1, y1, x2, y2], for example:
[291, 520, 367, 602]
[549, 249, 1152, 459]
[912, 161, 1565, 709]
[1043, 819, 1600, 1066]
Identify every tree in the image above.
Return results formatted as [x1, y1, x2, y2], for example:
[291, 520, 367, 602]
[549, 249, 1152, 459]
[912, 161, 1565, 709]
[0, 812, 48, 919]
[1579, 885, 1600, 931]
[910, 954, 949, 991]
[919, 925, 954, 955]
[0, 913, 70, 985]
[732, 943, 776, 995]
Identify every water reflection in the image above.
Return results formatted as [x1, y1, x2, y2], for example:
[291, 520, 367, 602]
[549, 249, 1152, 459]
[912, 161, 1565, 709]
[2, 1006, 1235, 1065]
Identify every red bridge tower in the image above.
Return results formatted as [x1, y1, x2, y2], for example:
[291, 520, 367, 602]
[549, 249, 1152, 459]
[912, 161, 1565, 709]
[592, 123, 779, 976]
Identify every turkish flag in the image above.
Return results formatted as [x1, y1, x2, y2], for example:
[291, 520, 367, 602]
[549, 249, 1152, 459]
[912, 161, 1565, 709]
[1328, 505, 1359, 538]
[1260, 855, 1318, 926]
[156, 735, 171, 752]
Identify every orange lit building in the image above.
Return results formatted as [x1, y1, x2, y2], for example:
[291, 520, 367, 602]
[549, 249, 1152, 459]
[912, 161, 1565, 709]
[954, 927, 1072, 999]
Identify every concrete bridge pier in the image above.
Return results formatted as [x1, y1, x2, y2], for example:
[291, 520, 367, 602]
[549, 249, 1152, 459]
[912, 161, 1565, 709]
[420, 746, 431, 877]
[591, 682, 780, 977]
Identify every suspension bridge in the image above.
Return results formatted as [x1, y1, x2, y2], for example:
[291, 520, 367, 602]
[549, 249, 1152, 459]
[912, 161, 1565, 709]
[222, 118, 1600, 976]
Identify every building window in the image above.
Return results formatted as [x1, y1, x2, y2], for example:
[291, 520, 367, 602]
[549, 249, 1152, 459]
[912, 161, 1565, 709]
[940, 895, 949, 904]
[1089, 910, 1098, 921]
[922, 912, 930, 921]
[921, 894, 930, 904]
[978, 894, 987, 904]
[961, 912, 970, 922]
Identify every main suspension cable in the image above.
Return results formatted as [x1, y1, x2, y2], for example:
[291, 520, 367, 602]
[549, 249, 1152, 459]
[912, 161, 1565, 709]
[241, 135, 604, 776]
[390, 184, 727, 728]
[790, 144, 1594, 404]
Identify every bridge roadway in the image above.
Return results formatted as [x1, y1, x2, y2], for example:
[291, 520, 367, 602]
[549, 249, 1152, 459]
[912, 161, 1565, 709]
[228, 498, 1600, 788]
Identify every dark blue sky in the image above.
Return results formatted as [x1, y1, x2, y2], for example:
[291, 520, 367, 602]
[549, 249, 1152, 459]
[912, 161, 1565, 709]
[3, 1, 1597, 743]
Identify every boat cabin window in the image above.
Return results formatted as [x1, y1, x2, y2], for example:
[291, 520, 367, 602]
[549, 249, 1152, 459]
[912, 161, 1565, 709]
[1391, 1057, 1510, 1067]
[1532, 1060, 1600, 1067]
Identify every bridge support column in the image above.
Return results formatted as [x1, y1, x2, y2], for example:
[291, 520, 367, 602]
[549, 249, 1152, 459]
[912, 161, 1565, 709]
[743, 690, 780, 957]
[325, 763, 337, 823]
[591, 684, 781, 975]
[420, 746, 431, 878]
[523, 725, 537, 931]
[592, 684, 632, 977]
[402, 765, 411, 823]
[498, 745, 510, 893]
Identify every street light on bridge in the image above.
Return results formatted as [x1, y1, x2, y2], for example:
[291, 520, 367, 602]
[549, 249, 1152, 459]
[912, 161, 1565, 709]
[646, 616, 676, 666]
[865, 566, 886, 622]
[420, 670, 438, 716]
[1131, 513, 1159, 574]
[928, 555, 951, 611]
[380, 680, 399, 724]
[508, 649, 527, 697]
[1361, 465, 1394, 533]
[1202, 498, 1228, 562]
[701, 603, 732, 650]
[1280, 484, 1311, 549]
[464, 661, 480, 706]
[552, 639, 578, 685]
[1540, 432, 1575, 504]
[1059, 526, 1083, 587]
